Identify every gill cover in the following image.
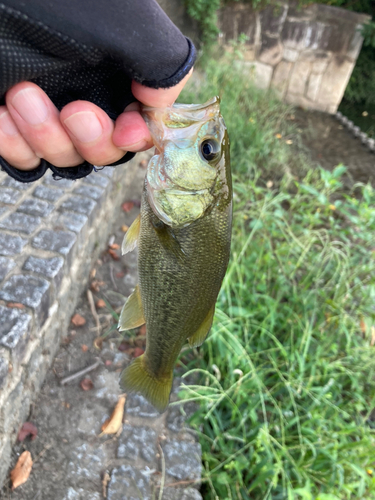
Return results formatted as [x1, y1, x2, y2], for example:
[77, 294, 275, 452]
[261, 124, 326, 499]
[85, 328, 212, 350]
[142, 97, 228, 228]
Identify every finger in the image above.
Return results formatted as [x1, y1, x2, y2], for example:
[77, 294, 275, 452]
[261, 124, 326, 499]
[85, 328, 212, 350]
[6, 82, 83, 168]
[132, 68, 193, 108]
[61, 101, 126, 166]
[0, 107, 40, 170]
[112, 105, 153, 152]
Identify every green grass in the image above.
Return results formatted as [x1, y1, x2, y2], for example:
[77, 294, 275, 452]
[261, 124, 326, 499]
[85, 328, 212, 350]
[177, 53, 375, 499]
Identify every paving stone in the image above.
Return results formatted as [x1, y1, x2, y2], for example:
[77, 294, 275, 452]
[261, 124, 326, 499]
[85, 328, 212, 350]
[93, 370, 121, 404]
[162, 440, 202, 481]
[166, 403, 197, 434]
[0, 207, 7, 218]
[161, 488, 203, 500]
[60, 195, 97, 216]
[117, 424, 157, 462]
[0, 187, 22, 204]
[33, 185, 64, 202]
[126, 393, 161, 419]
[56, 213, 88, 233]
[0, 438, 11, 487]
[0, 381, 24, 435]
[1, 177, 32, 191]
[18, 198, 54, 217]
[0, 305, 32, 351]
[83, 173, 110, 188]
[68, 442, 108, 485]
[73, 184, 104, 200]
[101, 167, 116, 177]
[0, 257, 16, 282]
[0, 275, 50, 325]
[0, 212, 41, 235]
[63, 488, 101, 500]
[23, 255, 64, 279]
[44, 175, 74, 188]
[32, 229, 76, 255]
[0, 233, 27, 256]
[0, 356, 9, 390]
[76, 401, 110, 437]
[107, 465, 152, 500]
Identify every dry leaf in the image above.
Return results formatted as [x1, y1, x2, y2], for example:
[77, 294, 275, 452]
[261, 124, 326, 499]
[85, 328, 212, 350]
[96, 299, 106, 309]
[109, 243, 120, 250]
[133, 347, 144, 358]
[138, 324, 147, 336]
[80, 378, 94, 391]
[18, 422, 37, 442]
[108, 249, 120, 261]
[275, 133, 282, 139]
[11, 451, 33, 490]
[93, 337, 103, 350]
[121, 201, 134, 212]
[102, 471, 110, 498]
[100, 396, 126, 435]
[121, 225, 129, 232]
[81, 344, 89, 352]
[140, 159, 148, 168]
[91, 280, 104, 292]
[71, 314, 86, 327]
[7, 302, 25, 309]
[90, 268, 97, 279]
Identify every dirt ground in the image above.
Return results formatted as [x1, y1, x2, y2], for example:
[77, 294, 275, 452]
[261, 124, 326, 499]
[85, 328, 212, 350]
[294, 109, 375, 187]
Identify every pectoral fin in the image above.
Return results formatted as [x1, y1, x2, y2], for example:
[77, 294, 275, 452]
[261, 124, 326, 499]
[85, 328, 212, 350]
[151, 218, 185, 263]
[118, 285, 145, 331]
[122, 214, 141, 255]
[188, 304, 215, 348]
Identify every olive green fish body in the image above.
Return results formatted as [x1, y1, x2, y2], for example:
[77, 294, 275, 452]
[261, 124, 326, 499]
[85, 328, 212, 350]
[119, 97, 232, 412]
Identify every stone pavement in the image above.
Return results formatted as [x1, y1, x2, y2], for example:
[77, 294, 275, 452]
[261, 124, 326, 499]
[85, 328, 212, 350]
[0, 157, 203, 499]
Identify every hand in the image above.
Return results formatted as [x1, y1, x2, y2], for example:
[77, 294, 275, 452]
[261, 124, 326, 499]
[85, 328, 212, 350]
[0, 69, 192, 171]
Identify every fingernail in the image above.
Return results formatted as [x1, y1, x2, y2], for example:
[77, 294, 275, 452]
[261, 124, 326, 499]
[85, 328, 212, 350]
[12, 88, 49, 125]
[64, 111, 103, 143]
[0, 111, 19, 136]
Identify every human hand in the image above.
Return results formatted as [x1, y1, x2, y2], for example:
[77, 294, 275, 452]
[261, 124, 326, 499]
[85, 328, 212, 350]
[0, 69, 193, 171]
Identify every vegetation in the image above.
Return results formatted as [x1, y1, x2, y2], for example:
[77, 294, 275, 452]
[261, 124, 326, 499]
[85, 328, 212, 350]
[177, 54, 375, 500]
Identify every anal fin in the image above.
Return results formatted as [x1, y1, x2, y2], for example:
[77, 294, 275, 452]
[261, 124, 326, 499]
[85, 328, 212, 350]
[122, 214, 141, 255]
[118, 285, 145, 331]
[188, 304, 215, 348]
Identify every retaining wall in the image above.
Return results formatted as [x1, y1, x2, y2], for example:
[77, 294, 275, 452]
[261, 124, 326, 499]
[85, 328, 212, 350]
[218, 2, 370, 113]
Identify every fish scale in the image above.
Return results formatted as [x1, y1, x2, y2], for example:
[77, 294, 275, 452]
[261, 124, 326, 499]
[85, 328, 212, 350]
[118, 97, 232, 412]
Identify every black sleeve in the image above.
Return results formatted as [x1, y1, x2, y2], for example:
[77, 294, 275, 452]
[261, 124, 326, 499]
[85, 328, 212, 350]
[0, 0, 196, 182]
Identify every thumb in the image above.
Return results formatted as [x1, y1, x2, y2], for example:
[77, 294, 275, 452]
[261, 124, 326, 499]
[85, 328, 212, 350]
[131, 68, 193, 108]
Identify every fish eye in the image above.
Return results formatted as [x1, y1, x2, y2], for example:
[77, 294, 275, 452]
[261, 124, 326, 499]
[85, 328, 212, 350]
[200, 139, 220, 162]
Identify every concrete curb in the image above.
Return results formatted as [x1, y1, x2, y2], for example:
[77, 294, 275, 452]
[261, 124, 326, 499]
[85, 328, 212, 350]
[335, 111, 375, 153]
[0, 159, 141, 485]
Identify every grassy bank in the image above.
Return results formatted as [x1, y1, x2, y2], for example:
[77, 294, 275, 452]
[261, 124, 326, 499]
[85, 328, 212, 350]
[178, 55, 375, 499]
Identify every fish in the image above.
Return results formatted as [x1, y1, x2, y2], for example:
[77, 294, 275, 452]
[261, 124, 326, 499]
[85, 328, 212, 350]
[118, 96, 232, 412]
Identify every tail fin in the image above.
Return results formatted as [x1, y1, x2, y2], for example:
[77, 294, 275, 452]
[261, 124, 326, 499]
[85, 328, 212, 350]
[120, 355, 173, 413]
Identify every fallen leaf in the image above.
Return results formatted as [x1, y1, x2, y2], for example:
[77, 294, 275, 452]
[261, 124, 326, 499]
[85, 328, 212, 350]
[105, 360, 112, 366]
[118, 341, 131, 352]
[108, 249, 120, 260]
[275, 133, 282, 139]
[91, 280, 105, 292]
[96, 299, 106, 309]
[11, 451, 33, 490]
[133, 347, 144, 358]
[7, 303, 25, 309]
[285, 139, 293, 145]
[121, 201, 134, 212]
[93, 337, 103, 350]
[121, 225, 129, 232]
[102, 471, 111, 498]
[18, 422, 37, 442]
[81, 344, 89, 352]
[109, 243, 120, 250]
[80, 378, 94, 391]
[100, 396, 126, 435]
[71, 314, 86, 327]
[140, 159, 148, 168]
[90, 268, 97, 279]
[138, 324, 147, 336]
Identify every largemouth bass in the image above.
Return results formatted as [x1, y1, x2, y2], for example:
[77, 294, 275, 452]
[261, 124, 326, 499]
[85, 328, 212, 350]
[118, 97, 232, 412]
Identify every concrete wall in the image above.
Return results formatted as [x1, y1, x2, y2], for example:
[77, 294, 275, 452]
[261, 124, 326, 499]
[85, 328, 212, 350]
[219, 2, 371, 113]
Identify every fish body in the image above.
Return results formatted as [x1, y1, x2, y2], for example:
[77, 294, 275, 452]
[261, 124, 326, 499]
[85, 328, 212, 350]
[118, 97, 232, 412]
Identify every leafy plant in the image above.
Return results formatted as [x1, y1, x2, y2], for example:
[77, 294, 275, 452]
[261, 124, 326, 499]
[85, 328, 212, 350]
[178, 54, 375, 500]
